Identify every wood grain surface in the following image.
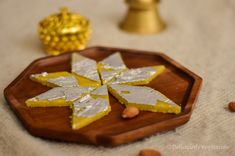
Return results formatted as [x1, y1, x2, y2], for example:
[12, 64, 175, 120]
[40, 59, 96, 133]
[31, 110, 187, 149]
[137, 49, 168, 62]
[4, 46, 202, 146]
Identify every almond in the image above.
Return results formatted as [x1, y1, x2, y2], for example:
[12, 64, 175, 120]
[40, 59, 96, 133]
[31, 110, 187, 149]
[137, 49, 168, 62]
[139, 149, 161, 156]
[122, 106, 139, 118]
[228, 102, 235, 112]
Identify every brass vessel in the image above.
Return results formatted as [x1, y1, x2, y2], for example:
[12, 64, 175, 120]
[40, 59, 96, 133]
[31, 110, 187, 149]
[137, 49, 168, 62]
[38, 8, 91, 55]
[120, 0, 165, 34]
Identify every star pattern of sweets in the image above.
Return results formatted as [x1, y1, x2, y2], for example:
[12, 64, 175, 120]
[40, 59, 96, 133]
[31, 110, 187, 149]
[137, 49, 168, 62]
[26, 52, 181, 130]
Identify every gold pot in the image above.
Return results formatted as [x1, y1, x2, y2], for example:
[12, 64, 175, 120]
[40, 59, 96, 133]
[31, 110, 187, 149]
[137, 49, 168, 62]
[38, 8, 91, 55]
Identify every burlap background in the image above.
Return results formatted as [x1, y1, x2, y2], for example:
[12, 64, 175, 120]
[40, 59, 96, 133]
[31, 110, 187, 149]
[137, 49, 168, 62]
[0, 0, 234, 155]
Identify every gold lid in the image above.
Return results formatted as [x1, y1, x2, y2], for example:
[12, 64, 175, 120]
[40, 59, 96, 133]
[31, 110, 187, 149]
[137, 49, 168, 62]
[38, 7, 91, 55]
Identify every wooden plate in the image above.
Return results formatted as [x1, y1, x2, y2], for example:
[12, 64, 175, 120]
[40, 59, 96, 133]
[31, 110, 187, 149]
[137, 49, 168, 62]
[4, 46, 202, 146]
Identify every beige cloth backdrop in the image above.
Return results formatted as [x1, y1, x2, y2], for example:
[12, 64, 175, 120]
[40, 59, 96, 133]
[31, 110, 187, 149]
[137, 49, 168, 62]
[0, 0, 234, 155]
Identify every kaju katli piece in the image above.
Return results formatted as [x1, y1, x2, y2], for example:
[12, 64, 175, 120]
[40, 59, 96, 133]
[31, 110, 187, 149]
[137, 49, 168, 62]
[98, 52, 127, 84]
[30, 71, 79, 88]
[71, 85, 111, 130]
[109, 65, 165, 85]
[26, 86, 93, 107]
[72, 53, 101, 87]
[108, 84, 181, 114]
[98, 52, 127, 70]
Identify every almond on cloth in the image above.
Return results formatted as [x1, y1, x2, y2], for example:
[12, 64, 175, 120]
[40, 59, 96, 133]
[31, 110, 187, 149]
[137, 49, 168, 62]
[139, 149, 161, 156]
[228, 102, 235, 112]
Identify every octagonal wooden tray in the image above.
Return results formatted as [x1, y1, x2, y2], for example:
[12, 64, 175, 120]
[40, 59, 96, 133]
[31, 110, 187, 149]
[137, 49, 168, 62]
[4, 46, 202, 146]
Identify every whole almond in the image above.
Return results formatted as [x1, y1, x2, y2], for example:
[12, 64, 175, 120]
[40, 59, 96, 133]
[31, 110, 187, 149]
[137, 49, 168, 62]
[139, 149, 161, 156]
[122, 106, 139, 118]
[228, 102, 235, 112]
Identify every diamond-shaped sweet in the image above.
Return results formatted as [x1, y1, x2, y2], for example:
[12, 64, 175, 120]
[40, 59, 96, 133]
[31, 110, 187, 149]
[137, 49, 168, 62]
[30, 71, 79, 87]
[108, 84, 181, 114]
[98, 52, 127, 84]
[71, 53, 101, 87]
[109, 66, 165, 85]
[71, 85, 111, 130]
[98, 52, 127, 70]
[26, 86, 92, 107]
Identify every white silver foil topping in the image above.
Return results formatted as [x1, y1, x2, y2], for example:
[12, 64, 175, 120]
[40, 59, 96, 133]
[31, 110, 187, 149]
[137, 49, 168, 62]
[73, 95, 108, 117]
[30, 72, 48, 78]
[99, 52, 126, 70]
[99, 70, 122, 84]
[47, 76, 79, 87]
[87, 86, 96, 92]
[63, 87, 90, 101]
[110, 67, 157, 84]
[99, 52, 127, 84]
[30, 87, 91, 102]
[91, 85, 108, 96]
[109, 84, 177, 106]
[71, 53, 100, 82]
[31, 87, 64, 101]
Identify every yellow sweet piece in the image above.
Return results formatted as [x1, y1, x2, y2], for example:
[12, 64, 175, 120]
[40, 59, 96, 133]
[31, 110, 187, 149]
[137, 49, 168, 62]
[26, 99, 72, 107]
[71, 102, 111, 130]
[108, 84, 181, 114]
[125, 65, 165, 85]
[30, 71, 100, 88]
[109, 65, 166, 86]
[71, 85, 111, 130]
[97, 67, 126, 84]
[26, 87, 90, 107]
[71, 53, 101, 86]
[30, 72, 74, 87]
[98, 52, 127, 84]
